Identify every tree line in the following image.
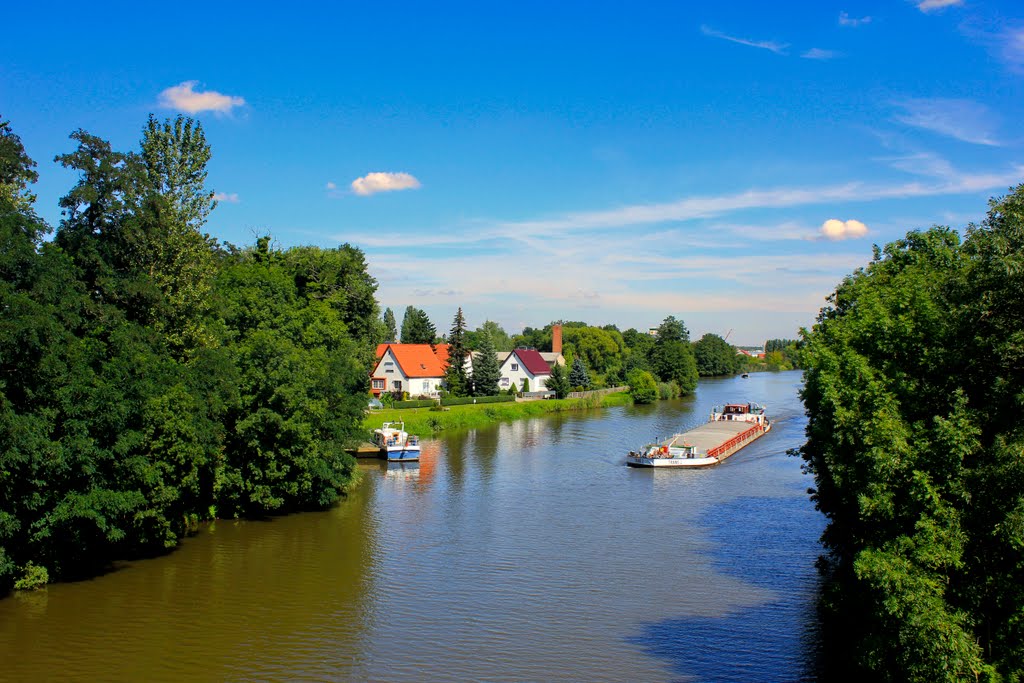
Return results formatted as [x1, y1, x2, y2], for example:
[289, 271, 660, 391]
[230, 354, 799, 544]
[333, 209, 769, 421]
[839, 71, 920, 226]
[800, 185, 1024, 681]
[0, 117, 380, 592]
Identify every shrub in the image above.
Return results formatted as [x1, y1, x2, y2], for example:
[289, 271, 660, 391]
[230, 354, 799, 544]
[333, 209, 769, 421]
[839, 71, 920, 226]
[392, 399, 436, 409]
[441, 395, 515, 406]
[657, 381, 681, 400]
[628, 370, 658, 404]
[14, 562, 49, 591]
[507, 382, 518, 396]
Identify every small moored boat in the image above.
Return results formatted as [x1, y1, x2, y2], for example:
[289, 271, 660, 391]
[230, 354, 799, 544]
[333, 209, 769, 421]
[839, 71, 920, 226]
[373, 421, 421, 462]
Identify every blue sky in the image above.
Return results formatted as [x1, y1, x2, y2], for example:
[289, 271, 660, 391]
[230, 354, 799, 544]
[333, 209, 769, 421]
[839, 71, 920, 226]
[3, 1, 1023, 345]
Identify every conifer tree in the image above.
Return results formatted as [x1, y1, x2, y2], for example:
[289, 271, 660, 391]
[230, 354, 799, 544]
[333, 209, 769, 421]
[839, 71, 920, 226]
[471, 331, 502, 396]
[569, 357, 592, 389]
[382, 307, 397, 342]
[400, 305, 436, 344]
[443, 307, 470, 396]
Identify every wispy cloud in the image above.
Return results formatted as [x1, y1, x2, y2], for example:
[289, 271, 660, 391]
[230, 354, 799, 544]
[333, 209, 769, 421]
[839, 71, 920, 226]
[325, 181, 337, 191]
[893, 98, 1001, 146]
[819, 218, 868, 240]
[700, 25, 788, 54]
[158, 81, 246, 114]
[802, 48, 841, 60]
[1000, 26, 1024, 72]
[916, 0, 963, 11]
[351, 172, 422, 196]
[333, 164, 1021, 249]
[839, 12, 871, 27]
[213, 192, 239, 203]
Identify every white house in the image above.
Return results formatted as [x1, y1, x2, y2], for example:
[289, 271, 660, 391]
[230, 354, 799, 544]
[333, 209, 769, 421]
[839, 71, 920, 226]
[499, 348, 552, 392]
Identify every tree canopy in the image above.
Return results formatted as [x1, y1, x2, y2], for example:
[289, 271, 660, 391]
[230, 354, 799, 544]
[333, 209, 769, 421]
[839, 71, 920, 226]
[800, 185, 1024, 681]
[400, 305, 436, 344]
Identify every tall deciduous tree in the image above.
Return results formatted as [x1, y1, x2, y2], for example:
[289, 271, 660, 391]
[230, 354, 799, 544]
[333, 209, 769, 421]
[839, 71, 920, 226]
[650, 316, 698, 393]
[140, 114, 216, 229]
[693, 333, 738, 376]
[471, 331, 502, 396]
[443, 307, 470, 396]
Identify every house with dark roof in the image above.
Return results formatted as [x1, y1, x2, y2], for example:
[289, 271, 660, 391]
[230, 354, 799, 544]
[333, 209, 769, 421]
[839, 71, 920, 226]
[371, 343, 452, 398]
[499, 348, 552, 392]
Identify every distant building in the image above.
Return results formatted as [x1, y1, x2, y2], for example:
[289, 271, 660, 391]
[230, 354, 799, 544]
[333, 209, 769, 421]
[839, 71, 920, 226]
[500, 348, 553, 391]
[371, 343, 451, 397]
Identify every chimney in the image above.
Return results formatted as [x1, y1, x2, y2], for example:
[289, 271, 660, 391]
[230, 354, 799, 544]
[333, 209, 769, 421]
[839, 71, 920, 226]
[552, 324, 562, 355]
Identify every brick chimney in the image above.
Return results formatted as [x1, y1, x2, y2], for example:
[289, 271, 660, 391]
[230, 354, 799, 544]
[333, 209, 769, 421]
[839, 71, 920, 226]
[552, 324, 562, 355]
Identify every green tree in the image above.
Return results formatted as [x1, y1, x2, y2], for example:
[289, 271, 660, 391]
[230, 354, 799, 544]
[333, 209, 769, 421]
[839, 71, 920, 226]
[400, 305, 436, 344]
[799, 197, 1024, 680]
[650, 316, 698, 393]
[140, 114, 216, 229]
[627, 369, 658, 404]
[546, 361, 571, 399]
[569, 356, 592, 389]
[471, 331, 502, 396]
[443, 307, 470, 396]
[693, 333, 738, 376]
[467, 320, 512, 351]
[382, 307, 397, 342]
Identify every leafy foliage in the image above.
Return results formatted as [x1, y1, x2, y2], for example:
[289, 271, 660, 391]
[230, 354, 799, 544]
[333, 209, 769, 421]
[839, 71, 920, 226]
[0, 118, 375, 594]
[693, 333, 739, 376]
[801, 186, 1024, 681]
[628, 370, 658, 404]
[650, 316, 698, 393]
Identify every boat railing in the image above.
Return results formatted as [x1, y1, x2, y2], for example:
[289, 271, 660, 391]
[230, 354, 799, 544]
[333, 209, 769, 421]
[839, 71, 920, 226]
[706, 423, 764, 459]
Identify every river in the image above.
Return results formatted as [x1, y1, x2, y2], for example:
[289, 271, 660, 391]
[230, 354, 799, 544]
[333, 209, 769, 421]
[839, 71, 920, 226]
[0, 370, 823, 682]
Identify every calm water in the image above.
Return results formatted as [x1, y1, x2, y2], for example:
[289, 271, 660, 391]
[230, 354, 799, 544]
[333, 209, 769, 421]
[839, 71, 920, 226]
[0, 370, 823, 682]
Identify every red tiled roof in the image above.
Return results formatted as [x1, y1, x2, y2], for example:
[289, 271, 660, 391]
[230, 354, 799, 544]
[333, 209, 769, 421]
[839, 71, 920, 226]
[511, 348, 551, 376]
[376, 343, 451, 378]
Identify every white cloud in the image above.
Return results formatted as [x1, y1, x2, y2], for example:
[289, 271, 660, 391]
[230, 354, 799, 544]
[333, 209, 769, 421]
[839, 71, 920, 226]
[839, 12, 871, 27]
[881, 152, 956, 179]
[917, 0, 963, 11]
[325, 181, 337, 190]
[351, 172, 422, 196]
[802, 48, 841, 60]
[213, 192, 239, 203]
[700, 25, 788, 54]
[820, 219, 869, 240]
[158, 81, 246, 114]
[1001, 27, 1024, 71]
[893, 98, 1001, 146]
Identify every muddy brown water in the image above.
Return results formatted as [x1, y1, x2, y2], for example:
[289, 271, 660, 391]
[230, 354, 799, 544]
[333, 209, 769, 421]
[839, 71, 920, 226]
[0, 371, 823, 682]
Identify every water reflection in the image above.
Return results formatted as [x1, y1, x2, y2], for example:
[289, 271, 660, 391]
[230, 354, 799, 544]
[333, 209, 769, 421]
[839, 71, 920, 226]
[0, 371, 822, 682]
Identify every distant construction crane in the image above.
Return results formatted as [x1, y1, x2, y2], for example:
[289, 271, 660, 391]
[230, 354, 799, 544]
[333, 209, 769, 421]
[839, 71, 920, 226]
[723, 329, 733, 342]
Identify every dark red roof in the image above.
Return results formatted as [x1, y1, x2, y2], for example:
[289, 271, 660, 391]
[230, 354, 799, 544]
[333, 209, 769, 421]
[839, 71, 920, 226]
[511, 348, 551, 376]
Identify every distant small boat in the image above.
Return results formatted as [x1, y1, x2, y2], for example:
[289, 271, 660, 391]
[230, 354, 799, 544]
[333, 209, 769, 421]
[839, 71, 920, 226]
[741, 373, 749, 378]
[373, 421, 421, 462]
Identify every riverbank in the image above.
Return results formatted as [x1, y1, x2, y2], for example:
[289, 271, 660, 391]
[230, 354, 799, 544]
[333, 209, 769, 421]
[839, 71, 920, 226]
[361, 391, 633, 436]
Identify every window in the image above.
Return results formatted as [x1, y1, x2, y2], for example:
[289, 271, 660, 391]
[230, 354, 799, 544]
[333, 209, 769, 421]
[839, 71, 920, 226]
[511, 363, 519, 371]
[392, 380, 402, 391]
[372, 379, 385, 389]
[501, 377, 510, 386]
[384, 361, 394, 374]
[422, 380, 430, 392]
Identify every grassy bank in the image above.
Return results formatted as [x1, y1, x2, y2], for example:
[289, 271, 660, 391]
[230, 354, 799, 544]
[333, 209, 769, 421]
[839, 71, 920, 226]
[361, 391, 632, 436]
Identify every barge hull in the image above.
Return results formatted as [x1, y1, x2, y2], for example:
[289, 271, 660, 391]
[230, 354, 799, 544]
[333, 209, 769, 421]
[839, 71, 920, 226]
[627, 420, 768, 468]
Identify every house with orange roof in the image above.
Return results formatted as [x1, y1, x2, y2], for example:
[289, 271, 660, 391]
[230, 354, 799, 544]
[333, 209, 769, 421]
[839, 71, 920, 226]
[371, 343, 453, 398]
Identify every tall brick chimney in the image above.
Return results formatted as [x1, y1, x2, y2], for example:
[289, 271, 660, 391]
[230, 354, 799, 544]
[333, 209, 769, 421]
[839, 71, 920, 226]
[552, 324, 562, 355]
